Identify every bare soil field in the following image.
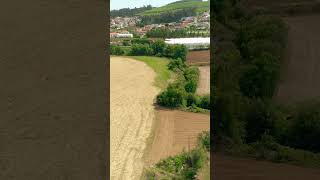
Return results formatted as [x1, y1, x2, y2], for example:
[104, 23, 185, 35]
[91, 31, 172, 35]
[110, 57, 159, 180]
[213, 154, 320, 180]
[196, 66, 210, 95]
[0, 1, 106, 179]
[145, 109, 210, 165]
[186, 50, 210, 66]
[275, 14, 320, 104]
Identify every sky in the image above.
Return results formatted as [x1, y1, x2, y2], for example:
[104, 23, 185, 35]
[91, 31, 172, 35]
[110, 0, 180, 10]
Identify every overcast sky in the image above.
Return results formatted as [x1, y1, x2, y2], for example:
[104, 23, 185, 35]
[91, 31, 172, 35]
[110, 0, 179, 10]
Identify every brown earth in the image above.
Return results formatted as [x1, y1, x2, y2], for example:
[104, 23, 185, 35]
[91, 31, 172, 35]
[196, 66, 210, 95]
[275, 14, 320, 104]
[110, 57, 159, 180]
[145, 109, 210, 165]
[213, 154, 320, 180]
[0, 1, 107, 180]
[187, 50, 210, 66]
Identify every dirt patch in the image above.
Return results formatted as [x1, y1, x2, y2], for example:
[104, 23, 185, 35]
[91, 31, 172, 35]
[196, 66, 210, 95]
[213, 154, 320, 180]
[275, 14, 320, 104]
[186, 50, 210, 66]
[145, 109, 210, 165]
[110, 57, 159, 180]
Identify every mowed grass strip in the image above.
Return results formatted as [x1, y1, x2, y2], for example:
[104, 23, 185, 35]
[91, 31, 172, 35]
[130, 56, 171, 89]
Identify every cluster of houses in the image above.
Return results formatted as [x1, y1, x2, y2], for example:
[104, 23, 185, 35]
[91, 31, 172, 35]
[110, 16, 140, 29]
[110, 11, 210, 38]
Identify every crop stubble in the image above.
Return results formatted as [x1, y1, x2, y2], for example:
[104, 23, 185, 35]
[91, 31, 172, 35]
[110, 57, 159, 179]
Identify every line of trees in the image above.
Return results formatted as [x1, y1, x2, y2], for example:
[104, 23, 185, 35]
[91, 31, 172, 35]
[157, 58, 210, 112]
[110, 5, 152, 17]
[111, 39, 188, 61]
[139, 7, 197, 25]
[213, 0, 320, 167]
[146, 27, 209, 38]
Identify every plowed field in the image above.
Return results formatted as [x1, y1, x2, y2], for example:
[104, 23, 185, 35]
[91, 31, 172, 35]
[110, 57, 159, 180]
[213, 154, 320, 180]
[146, 109, 210, 165]
[186, 50, 210, 65]
[196, 66, 210, 95]
[275, 14, 320, 104]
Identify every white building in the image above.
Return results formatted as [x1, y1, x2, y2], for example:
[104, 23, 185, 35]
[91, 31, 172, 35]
[165, 37, 210, 50]
[116, 33, 133, 38]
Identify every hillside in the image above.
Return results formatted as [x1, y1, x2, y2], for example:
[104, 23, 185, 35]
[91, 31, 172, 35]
[139, 0, 210, 16]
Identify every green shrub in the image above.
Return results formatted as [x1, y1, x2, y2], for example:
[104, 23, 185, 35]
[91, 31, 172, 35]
[130, 44, 154, 56]
[122, 40, 130, 46]
[183, 67, 199, 93]
[244, 99, 285, 143]
[151, 40, 166, 56]
[239, 53, 280, 98]
[156, 85, 185, 107]
[165, 44, 188, 61]
[131, 38, 151, 44]
[286, 102, 320, 152]
[184, 80, 198, 93]
[110, 45, 125, 55]
[198, 131, 210, 151]
[186, 93, 200, 107]
[167, 58, 186, 72]
[199, 95, 210, 110]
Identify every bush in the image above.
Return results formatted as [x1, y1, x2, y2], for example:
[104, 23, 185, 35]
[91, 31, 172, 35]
[199, 95, 210, 110]
[239, 53, 280, 98]
[155, 147, 206, 179]
[156, 85, 185, 108]
[151, 40, 166, 56]
[110, 45, 124, 55]
[165, 44, 188, 61]
[184, 80, 198, 94]
[186, 93, 200, 107]
[245, 99, 285, 143]
[130, 44, 154, 56]
[286, 102, 320, 152]
[183, 67, 199, 93]
[167, 58, 186, 72]
[198, 131, 210, 151]
[122, 40, 130, 46]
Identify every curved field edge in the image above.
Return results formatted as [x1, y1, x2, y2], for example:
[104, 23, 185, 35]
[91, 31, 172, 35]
[110, 57, 159, 179]
[130, 56, 172, 90]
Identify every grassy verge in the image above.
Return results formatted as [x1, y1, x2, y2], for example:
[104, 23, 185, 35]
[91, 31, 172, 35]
[197, 160, 210, 180]
[130, 56, 172, 90]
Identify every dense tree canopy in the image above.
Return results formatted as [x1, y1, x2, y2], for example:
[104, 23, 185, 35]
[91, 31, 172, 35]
[110, 5, 152, 17]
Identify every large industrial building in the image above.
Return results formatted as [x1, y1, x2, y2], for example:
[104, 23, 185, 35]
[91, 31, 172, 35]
[165, 37, 210, 49]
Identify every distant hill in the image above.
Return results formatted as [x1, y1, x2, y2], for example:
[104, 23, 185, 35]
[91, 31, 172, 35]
[110, 5, 153, 17]
[139, 0, 210, 16]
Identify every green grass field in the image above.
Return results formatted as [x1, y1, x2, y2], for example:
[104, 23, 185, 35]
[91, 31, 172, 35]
[130, 56, 172, 90]
[139, 0, 210, 16]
